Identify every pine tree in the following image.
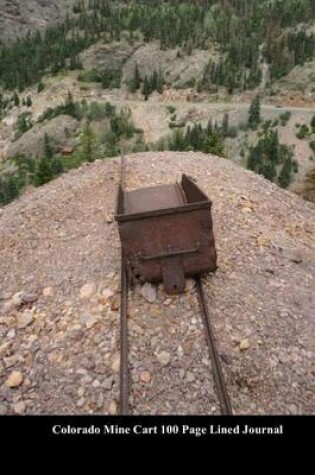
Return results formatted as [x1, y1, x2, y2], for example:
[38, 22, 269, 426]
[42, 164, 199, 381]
[37, 81, 45, 93]
[129, 63, 141, 93]
[278, 157, 292, 188]
[80, 120, 95, 162]
[203, 129, 225, 157]
[222, 113, 229, 137]
[142, 76, 151, 101]
[64, 91, 77, 117]
[13, 91, 20, 107]
[156, 70, 164, 94]
[247, 95, 261, 130]
[51, 157, 64, 176]
[35, 156, 53, 186]
[43, 133, 53, 160]
[26, 96, 32, 107]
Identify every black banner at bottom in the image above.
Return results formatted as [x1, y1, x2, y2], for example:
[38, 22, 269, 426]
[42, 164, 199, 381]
[0, 415, 312, 442]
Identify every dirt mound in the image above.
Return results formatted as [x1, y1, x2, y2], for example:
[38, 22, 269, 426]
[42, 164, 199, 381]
[0, 152, 314, 415]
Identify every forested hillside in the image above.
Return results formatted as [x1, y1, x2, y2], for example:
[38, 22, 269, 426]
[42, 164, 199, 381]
[0, 0, 314, 92]
[0, 0, 76, 42]
[0, 0, 315, 207]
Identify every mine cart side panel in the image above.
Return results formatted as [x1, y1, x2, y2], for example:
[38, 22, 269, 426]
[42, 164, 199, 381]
[118, 206, 217, 290]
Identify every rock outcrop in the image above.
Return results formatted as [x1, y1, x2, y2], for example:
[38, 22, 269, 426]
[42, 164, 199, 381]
[0, 0, 75, 42]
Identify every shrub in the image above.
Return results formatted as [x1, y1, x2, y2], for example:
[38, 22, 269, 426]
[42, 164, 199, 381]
[279, 111, 291, 126]
[296, 125, 309, 140]
[292, 159, 299, 173]
[166, 106, 176, 114]
[226, 126, 238, 138]
[77, 69, 102, 83]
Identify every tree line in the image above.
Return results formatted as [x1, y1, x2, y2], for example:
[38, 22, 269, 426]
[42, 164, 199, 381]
[0, 1, 314, 92]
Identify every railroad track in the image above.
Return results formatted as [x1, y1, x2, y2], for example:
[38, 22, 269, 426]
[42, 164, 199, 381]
[117, 154, 232, 416]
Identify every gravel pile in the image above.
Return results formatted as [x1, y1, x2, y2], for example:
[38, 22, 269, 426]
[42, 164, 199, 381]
[0, 152, 314, 414]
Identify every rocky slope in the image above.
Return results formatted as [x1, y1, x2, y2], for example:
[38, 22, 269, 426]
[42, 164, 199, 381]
[0, 0, 75, 42]
[0, 151, 314, 415]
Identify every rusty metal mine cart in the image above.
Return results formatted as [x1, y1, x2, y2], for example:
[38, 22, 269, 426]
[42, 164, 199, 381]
[115, 174, 217, 294]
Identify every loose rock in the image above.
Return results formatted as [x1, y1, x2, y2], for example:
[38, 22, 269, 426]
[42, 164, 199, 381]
[5, 371, 23, 388]
[239, 339, 250, 351]
[43, 287, 54, 298]
[101, 289, 114, 300]
[111, 355, 120, 372]
[17, 312, 34, 329]
[157, 351, 171, 366]
[140, 371, 151, 383]
[79, 283, 95, 300]
[140, 283, 157, 303]
[13, 401, 26, 414]
[108, 400, 118, 415]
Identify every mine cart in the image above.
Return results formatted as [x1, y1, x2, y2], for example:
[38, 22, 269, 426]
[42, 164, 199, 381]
[115, 174, 217, 294]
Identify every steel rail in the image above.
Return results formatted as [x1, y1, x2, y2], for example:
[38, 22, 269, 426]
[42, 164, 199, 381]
[119, 152, 130, 415]
[119, 258, 129, 415]
[195, 276, 233, 415]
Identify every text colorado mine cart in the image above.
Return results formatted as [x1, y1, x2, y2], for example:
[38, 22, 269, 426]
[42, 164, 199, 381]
[115, 155, 232, 416]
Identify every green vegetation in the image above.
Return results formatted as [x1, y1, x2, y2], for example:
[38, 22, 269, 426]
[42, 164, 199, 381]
[0, 175, 20, 205]
[14, 112, 33, 140]
[0, 102, 145, 206]
[247, 95, 261, 130]
[0, 134, 64, 205]
[247, 129, 296, 188]
[158, 120, 225, 157]
[0, 1, 314, 93]
[166, 106, 176, 115]
[77, 68, 121, 88]
[296, 124, 310, 139]
[127, 63, 141, 93]
[38, 92, 81, 122]
[279, 111, 292, 126]
[142, 70, 164, 100]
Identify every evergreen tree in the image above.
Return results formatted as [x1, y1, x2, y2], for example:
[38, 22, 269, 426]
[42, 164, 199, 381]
[64, 91, 78, 118]
[51, 157, 64, 176]
[129, 63, 141, 93]
[156, 70, 164, 94]
[278, 157, 292, 188]
[13, 91, 20, 107]
[0, 176, 20, 204]
[142, 76, 151, 101]
[222, 113, 229, 137]
[80, 120, 95, 162]
[247, 95, 261, 130]
[37, 81, 45, 93]
[203, 129, 225, 157]
[14, 112, 32, 139]
[26, 96, 32, 107]
[43, 133, 53, 160]
[35, 156, 53, 186]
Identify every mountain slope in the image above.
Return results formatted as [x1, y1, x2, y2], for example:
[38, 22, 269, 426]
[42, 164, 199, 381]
[0, 0, 75, 42]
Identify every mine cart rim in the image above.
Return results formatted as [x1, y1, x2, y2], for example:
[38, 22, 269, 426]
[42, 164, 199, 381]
[115, 200, 212, 222]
